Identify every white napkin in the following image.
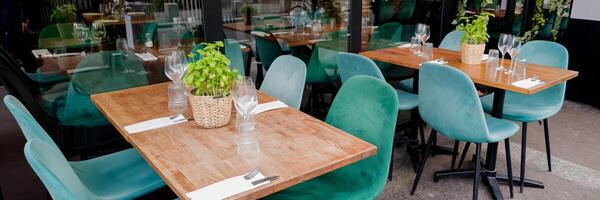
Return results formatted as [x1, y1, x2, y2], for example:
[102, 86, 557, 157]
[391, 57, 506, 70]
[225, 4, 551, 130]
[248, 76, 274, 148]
[481, 54, 490, 61]
[420, 59, 448, 66]
[124, 115, 188, 134]
[250, 31, 268, 37]
[512, 78, 545, 89]
[252, 101, 288, 114]
[67, 65, 109, 74]
[397, 43, 412, 48]
[135, 52, 159, 61]
[41, 52, 83, 58]
[186, 172, 270, 200]
[32, 49, 51, 58]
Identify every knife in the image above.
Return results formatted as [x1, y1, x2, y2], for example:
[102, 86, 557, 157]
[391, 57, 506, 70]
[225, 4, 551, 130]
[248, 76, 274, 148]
[251, 176, 279, 185]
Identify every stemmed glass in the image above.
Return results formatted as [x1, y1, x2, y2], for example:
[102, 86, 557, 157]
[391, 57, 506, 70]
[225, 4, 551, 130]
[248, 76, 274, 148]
[172, 17, 185, 48]
[165, 50, 188, 84]
[415, 24, 430, 56]
[497, 33, 513, 71]
[91, 21, 106, 42]
[186, 17, 199, 46]
[73, 23, 89, 43]
[506, 37, 522, 75]
[233, 77, 258, 131]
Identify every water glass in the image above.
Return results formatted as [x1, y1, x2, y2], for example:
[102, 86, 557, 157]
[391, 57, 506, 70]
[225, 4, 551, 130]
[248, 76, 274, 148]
[497, 33, 513, 71]
[487, 49, 500, 70]
[91, 21, 106, 41]
[168, 83, 188, 116]
[110, 53, 126, 70]
[410, 36, 420, 54]
[514, 58, 527, 79]
[422, 43, 434, 61]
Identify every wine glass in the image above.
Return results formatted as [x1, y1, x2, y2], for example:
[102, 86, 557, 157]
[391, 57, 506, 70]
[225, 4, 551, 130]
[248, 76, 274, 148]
[415, 24, 430, 56]
[497, 33, 512, 71]
[91, 21, 106, 42]
[73, 23, 89, 42]
[186, 17, 199, 45]
[233, 77, 258, 127]
[172, 17, 184, 47]
[506, 37, 522, 75]
[170, 50, 188, 83]
[164, 56, 175, 81]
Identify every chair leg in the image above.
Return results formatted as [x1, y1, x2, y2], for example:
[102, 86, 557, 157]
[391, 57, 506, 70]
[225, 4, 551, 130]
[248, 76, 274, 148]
[410, 129, 436, 195]
[457, 142, 471, 169]
[473, 143, 482, 200]
[388, 137, 395, 181]
[520, 122, 528, 193]
[451, 141, 459, 170]
[419, 118, 426, 146]
[543, 119, 552, 172]
[505, 138, 514, 198]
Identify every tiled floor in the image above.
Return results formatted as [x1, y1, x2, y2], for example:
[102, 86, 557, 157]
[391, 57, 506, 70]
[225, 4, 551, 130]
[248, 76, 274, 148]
[1, 86, 599, 199]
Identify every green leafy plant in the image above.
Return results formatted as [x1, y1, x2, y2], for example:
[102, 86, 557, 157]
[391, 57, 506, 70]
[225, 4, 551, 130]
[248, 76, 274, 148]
[320, 0, 342, 24]
[50, 4, 78, 23]
[184, 41, 240, 97]
[453, 0, 493, 25]
[521, 0, 545, 42]
[456, 12, 493, 44]
[240, 4, 257, 16]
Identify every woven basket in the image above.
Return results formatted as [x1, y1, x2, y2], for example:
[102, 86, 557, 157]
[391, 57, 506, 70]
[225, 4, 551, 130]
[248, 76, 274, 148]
[188, 95, 232, 128]
[461, 43, 486, 65]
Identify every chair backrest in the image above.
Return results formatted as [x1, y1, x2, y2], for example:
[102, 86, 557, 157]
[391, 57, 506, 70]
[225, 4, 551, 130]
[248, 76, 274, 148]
[419, 63, 492, 143]
[38, 23, 75, 48]
[439, 30, 464, 51]
[24, 140, 93, 200]
[336, 52, 385, 84]
[224, 39, 245, 75]
[324, 75, 398, 196]
[516, 40, 569, 108]
[253, 30, 283, 71]
[373, 22, 403, 42]
[4, 95, 60, 150]
[0, 49, 56, 133]
[260, 55, 307, 109]
[306, 34, 347, 83]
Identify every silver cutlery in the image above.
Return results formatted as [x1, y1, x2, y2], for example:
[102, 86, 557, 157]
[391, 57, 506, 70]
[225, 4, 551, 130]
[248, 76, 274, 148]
[169, 114, 182, 120]
[243, 167, 261, 180]
[251, 176, 279, 185]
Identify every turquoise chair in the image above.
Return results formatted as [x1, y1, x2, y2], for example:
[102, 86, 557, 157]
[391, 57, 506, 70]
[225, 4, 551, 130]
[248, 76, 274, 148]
[305, 38, 345, 114]
[260, 55, 307, 109]
[224, 39, 246, 75]
[411, 63, 518, 199]
[399, 30, 464, 92]
[480, 40, 569, 192]
[266, 75, 399, 200]
[5, 95, 165, 200]
[368, 23, 414, 81]
[253, 30, 285, 71]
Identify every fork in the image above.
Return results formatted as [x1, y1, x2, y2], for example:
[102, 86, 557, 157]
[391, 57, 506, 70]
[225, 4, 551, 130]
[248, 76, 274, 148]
[243, 167, 261, 180]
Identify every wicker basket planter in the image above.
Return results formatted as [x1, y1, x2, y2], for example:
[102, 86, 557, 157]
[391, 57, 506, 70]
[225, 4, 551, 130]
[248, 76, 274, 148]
[461, 43, 486, 65]
[188, 95, 232, 128]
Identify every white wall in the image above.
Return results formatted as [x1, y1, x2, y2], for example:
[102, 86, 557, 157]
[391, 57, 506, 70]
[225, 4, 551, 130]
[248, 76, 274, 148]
[571, 0, 600, 21]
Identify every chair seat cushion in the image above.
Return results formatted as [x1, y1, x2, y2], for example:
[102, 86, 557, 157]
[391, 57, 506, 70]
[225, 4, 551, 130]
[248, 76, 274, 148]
[482, 114, 519, 143]
[398, 78, 414, 92]
[71, 148, 164, 200]
[265, 172, 377, 200]
[396, 89, 419, 111]
[480, 92, 561, 122]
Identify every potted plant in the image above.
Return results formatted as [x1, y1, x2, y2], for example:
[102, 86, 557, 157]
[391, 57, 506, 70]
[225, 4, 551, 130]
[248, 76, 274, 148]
[456, 12, 493, 64]
[50, 4, 78, 23]
[240, 4, 257, 26]
[183, 41, 240, 128]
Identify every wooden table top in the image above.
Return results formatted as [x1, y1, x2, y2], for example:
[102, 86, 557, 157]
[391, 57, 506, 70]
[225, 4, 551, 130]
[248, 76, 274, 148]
[224, 21, 289, 33]
[90, 83, 377, 199]
[360, 47, 579, 95]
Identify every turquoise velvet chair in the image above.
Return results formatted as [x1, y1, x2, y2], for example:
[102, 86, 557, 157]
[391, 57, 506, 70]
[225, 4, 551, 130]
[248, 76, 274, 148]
[266, 75, 399, 200]
[6, 95, 165, 200]
[336, 52, 418, 111]
[411, 63, 518, 199]
[224, 39, 246, 75]
[480, 40, 569, 192]
[368, 23, 414, 81]
[260, 55, 306, 109]
[253, 31, 285, 71]
[399, 30, 464, 92]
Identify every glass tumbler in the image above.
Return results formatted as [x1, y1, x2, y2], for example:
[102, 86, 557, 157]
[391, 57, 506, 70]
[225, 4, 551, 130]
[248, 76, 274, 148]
[487, 49, 500, 70]
[410, 36, 420, 54]
[168, 83, 188, 116]
[514, 58, 528, 79]
[422, 43, 434, 61]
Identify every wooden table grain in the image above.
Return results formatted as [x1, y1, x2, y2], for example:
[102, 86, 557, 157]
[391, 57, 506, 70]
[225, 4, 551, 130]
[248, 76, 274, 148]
[360, 47, 579, 95]
[91, 83, 377, 200]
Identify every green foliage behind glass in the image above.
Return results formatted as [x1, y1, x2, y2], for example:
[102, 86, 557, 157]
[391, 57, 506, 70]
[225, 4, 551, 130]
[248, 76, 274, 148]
[320, 0, 342, 24]
[50, 4, 78, 23]
[184, 41, 240, 97]
[456, 12, 493, 44]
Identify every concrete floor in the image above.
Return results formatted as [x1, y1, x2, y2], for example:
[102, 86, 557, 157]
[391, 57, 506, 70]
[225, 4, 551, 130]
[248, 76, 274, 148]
[1, 86, 599, 199]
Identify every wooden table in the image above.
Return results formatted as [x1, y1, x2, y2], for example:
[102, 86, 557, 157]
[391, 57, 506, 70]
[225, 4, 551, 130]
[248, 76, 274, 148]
[224, 21, 290, 33]
[361, 47, 578, 200]
[91, 83, 377, 199]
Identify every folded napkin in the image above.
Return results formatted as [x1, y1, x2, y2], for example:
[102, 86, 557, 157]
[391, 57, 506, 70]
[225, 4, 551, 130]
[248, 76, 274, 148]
[271, 31, 292, 35]
[42, 52, 83, 58]
[186, 172, 270, 200]
[512, 78, 545, 89]
[135, 52, 159, 61]
[250, 31, 268, 37]
[67, 65, 109, 74]
[252, 101, 288, 115]
[420, 59, 448, 66]
[481, 54, 489, 61]
[32, 49, 51, 58]
[124, 115, 188, 134]
[397, 43, 412, 48]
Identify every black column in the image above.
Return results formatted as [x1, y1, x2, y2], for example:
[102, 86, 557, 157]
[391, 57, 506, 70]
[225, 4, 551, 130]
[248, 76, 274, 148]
[200, 0, 224, 42]
[504, 0, 516, 33]
[439, 0, 459, 39]
[348, 0, 362, 53]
